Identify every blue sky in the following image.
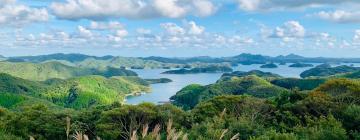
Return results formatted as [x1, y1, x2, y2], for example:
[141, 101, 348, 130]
[1, 0, 360, 57]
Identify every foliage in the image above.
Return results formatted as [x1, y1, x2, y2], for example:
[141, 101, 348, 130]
[271, 78, 327, 90]
[300, 65, 360, 78]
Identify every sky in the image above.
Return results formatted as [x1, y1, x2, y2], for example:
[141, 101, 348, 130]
[1, 0, 360, 57]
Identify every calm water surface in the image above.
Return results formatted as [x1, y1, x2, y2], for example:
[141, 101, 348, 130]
[126, 63, 360, 104]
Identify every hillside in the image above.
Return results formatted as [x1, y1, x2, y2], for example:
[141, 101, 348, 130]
[0, 74, 150, 109]
[162, 65, 233, 74]
[0, 61, 137, 81]
[220, 70, 282, 81]
[289, 63, 314, 68]
[300, 65, 360, 78]
[171, 75, 288, 109]
[44, 76, 150, 109]
[260, 63, 278, 68]
[7, 53, 113, 63]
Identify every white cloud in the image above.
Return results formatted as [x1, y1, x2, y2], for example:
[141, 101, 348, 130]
[185, 21, 205, 35]
[312, 10, 360, 23]
[0, 0, 49, 26]
[237, 0, 360, 11]
[50, 0, 216, 20]
[136, 28, 152, 34]
[89, 21, 124, 30]
[77, 26, 93, 38]
[354, 30, 360, 42]
[271, 21, 305, 38]
[160, 23, 185, 35]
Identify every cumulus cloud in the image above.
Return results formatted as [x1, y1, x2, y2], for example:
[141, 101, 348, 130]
[160, 23, 186, 35]
[354, 30, 360, 42]
[77, 26, 93, 38]
[50, 0, 216, 20]
[185, 21, 205, 35]
[0, 0, 49, 26]
[237, 0, 360, 11]
[89, 21, 124, 30]
[270, 21, 306, 38]
[161, 21, 205, 36]
[312, 10, 360, 23]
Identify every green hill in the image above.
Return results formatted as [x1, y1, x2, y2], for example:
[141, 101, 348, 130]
[0, 73, 150, 109]
[0, 61, 137, 81]
[171, 75, 288, 109]
[220, 70, 281, 82]
[44, 76, 150, 109]
[300, 65, 360, 78]
[260, 63, 278, 68]
[162, 65, 233, 74]
[271, 78, 327, 90]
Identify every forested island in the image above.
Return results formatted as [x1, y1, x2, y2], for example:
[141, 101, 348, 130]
[162, 65, 233, 74]
[260, 63, 278, 68]
[289, 63, 314, 68]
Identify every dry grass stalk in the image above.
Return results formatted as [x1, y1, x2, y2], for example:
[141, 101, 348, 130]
[219, 129, 228, 140]
[66, 116, 71, 140]
[73, 131, 89, 140]
[182, 134, 188, 140]
[96, 136, 101, 140]
[130, 130, 138, 140]
[219, 108, 227, 119]
[142, 123, 149, 138]
[29, 136, 35, 140]
[230, 133, 240, 140]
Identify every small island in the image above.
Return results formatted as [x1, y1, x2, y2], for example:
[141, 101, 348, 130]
[162, 65, 233, 74]
[279, 62, 286, 65]
[145, 78, 173, 84]
[289, 63, 314, 68]
[260, 63, 278, 68]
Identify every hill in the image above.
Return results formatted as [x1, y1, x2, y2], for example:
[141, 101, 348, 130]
[7, 53, 113, 63]
[162, 65, 233, 74]
[44, 76, 150, 109]
[170, 75, 288, 109]
[0, 73, 150, 109]
[289, 63, 314, 68]
[0, 61, 137, 81]
[220, 70, 281, 81]
[260, 63, 278, 68]
[300, 65, 360, 78]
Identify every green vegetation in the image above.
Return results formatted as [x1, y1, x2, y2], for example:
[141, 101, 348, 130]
[1, 53, 360, 139]
[0, 74, 359, 139]
[271, 78, 327, 91]
[145, 78, 173, 84]
[171, 75, 288, 109]
[220, 70, 282, 82]
[289, 63, 314, 68]
[260, 63, 278, 68]
[300, 65, 360, 78]
[0, 61, 137, 81]
[162, 65, 233, 74]
[0, 73, 150, 109]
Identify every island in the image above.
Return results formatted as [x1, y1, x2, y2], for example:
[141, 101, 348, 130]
[289, 63, 314, 68]
[260, 63, 278, 68]
[300, 65, 360, 78]
[279, 62, 286, 65]
[162, 65, 233, 74]
[145, 78, 173, 84]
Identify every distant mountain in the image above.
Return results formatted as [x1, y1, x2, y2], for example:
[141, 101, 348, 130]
[162, 65, 233, 74]
[275, 53, 305, 59]
[8, 53, 113, 63]
[143, 56, 224, 64]
[0, 61, 137, 81]
[2, 53, 360, 68]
